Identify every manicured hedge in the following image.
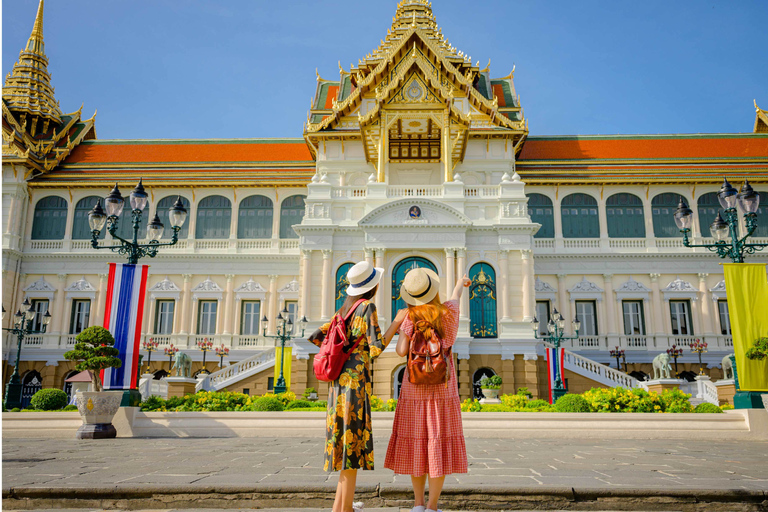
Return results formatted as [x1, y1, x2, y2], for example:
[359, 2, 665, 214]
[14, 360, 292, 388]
[30, 389, 69, 411]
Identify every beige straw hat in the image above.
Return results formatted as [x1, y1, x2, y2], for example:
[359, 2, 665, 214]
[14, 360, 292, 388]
[345, 261, 384, 296]
[400, 267, 440, 306]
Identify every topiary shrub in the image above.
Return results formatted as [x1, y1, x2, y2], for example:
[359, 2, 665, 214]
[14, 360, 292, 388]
[10, 408, 20, 412]
[554, 393, 591, 413]
[251, 396, 284, 411]
[480, 375, 502, 389]
[694, 402, 723, 414]
[286, 400, 314, 410]
[661, 388, 693, 413]
[63, 326, 121, 392]
[501, 393, 529, 409]
[63, 404, 78, 411]
[29, 388, 69, 411]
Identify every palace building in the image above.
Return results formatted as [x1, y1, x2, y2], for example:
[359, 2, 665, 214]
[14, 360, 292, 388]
[3, 1, 768, 407]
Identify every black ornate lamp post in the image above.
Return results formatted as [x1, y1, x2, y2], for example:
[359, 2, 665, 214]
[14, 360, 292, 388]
[3, 301, 52, 409]
[88, 181, 188, 264]
[690, 339, 708, 376]
[215, 344, 230, 368]
[532, 308, 580, 403]
[164, 344, 178, 371]
[197, 338, 213, 375]
[262, 309, 307, 394]
[667, 345, 683, 374]
[674, 179, 767, 263]
[609, 346, 625, 372]
[141, 337, 159, 374]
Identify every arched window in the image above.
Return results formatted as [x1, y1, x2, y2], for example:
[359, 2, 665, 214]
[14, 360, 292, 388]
[31, 196, 68, 240]
[527, 193, 554, 238]
[335, 262, 354, 312]
[561, 193, 599, 238]
[113, 204, 148, 241]
[391, 256, 437, 315]
[606, 193, 645, 238]
[237, 195, 273, 239]
[393, 364, 406, 399]
[157, 196, 190, 239]
[279, 195, 306, 239]
[196, 195, 232, 239]
[651, 193, 686, 238]
[21, 370, 42, 409]
[697, 192, 721, 238]
[469, 263, 497, 338]
[62, 370, 79, 403]
[72, 196, 105, 240]
[472, 368, 496, 400]
[754, 191, 768, 238]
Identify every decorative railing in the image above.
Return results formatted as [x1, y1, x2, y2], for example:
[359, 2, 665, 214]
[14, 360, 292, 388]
[65, 335, 78, 346]
[386, 185, 443, 198]
[655, 238, 684, 248]
[28, 240, 63, 250]
[22, 335, 44, 347]
[620, 335, 648, 348]
[533, 239, 555, 249]
[578, 336, 601, 348]
[561, 348, 642, 389]
[203, 348, 275, 390]
[279, 239, 300, 250]
[464, 185, 500, 198]
[237, 240, 272, 250]
[671, 336, 698, 347]
[332, 186, 367, 198]
[195, 240, 229, 250]
[609, 238, 647, 249]
[563, 239, 600, 249]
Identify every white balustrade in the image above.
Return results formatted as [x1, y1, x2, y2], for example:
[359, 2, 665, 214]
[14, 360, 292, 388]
[534, 239, 555, 249]
[204, 348, 275, 390]
[578, 336, 601, 348]
[655, 238, 684, 249]
[237, 239, 272, 250]
[279, 239, 300, 251]
[28, 240, 63, 250]
[331, 186, 366, 198]
[620, 335, 648, 348]
[609, 238, 647, 249]
[672, 336, 698, 347]
[65, 335, 78, 346]
[195, 240, 229, 251]
[386, 185, 443, 198]
[464, 185, 500, 198]
[22, 335, 44, 347]
[563, 239, 600, 249]
[559, 347, 642, 389]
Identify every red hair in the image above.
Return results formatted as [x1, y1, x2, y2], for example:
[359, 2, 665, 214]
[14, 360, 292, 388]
[407, 294, 449, 338]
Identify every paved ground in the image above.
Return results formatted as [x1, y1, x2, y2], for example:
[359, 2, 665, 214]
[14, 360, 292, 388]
[3, 437, 768, 491]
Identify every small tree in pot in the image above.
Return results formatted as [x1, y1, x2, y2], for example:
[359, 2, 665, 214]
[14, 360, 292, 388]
[745, 337, 768, 412]
[479, 375, 503, 403]
[63, 326, 123, 439]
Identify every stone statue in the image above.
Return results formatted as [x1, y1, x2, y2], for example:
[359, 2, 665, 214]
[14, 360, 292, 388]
[172, 352, 192, 378]
[652, 352, 673, 380]
[721, 354, 734, 380]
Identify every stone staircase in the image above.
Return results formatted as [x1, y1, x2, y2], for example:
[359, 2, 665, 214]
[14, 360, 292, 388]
[196, 348, 275, 392]
[561, 348, 645, 389]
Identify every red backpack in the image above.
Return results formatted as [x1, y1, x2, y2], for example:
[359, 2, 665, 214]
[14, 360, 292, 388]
[313, 298, 366, 382]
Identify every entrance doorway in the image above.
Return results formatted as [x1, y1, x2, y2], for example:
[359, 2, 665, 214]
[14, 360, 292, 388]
[393, 365, 406, 399]
[472, 367, 496, 400]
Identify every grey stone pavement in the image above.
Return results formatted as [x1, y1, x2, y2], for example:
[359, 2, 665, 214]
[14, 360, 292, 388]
[3, 436, 768, 491]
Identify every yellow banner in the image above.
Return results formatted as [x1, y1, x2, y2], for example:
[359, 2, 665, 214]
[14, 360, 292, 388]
[274, 346, 292, 390]
[723, 263, 768, 392]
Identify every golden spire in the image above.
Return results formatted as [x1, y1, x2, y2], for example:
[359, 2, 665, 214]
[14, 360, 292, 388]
[392, 0, 435, 30]
[3, 0, 63, 127]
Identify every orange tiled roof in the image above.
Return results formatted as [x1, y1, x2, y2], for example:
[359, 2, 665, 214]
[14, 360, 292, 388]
[518, 135, 768, 161]
[63, 139, 314, 165]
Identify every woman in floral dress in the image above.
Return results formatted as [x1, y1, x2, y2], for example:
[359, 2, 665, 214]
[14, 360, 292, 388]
[308, 261, 406, 512]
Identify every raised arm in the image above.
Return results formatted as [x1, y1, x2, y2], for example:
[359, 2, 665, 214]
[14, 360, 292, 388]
[383, 308, 408, 346]
[450, 274, 471, 302]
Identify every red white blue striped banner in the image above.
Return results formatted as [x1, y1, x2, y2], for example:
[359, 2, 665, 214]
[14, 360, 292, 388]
[101, 263, 149, 390]
[546, 347, 565, 404]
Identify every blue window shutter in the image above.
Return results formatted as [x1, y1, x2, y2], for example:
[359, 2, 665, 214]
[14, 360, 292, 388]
[196, 196, 232, 239]
[561, 193, 599, 238]
[391, 257, 438, 314]
[156, 196, 190, 239]
[469, 263, 497, 338]
[237, 195, 274, 239]
[606, 193, 645, 238]
[526, 193, 554, 238]
[279, 195, 306, 239]
[31, 196, 68, 240]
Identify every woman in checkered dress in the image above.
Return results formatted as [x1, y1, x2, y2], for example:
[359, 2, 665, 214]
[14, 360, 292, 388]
[384, 268, 470, 512]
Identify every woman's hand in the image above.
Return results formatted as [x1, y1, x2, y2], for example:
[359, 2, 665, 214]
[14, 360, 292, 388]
[460, 274, 471, 287]
[452, 274, 471, 301]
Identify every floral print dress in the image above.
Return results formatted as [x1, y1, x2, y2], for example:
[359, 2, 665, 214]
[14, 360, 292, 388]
[308, 300, 387, 472]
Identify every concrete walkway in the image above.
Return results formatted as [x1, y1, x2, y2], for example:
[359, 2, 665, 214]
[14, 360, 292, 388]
[3, 437, 768, 511]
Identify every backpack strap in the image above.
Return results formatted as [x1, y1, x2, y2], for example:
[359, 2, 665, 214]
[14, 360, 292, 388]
[342, 298, 368, 353]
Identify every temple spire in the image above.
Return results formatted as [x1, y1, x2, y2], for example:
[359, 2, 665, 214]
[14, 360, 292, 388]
[3, 0, 63, 127]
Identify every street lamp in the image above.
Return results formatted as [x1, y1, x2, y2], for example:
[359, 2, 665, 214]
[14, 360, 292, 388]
[532, 308, 580, 403]
[141, 337, 159, 374]
[609, 346, 625, 372]
[666, 344, 683, 374]
[690, 339, 708, 376]
[197, 337, 214, 375]
[3, 300, 52, 409]
[263, 311, 308, 394]
[88, 181, 188, 264]
[674, 178, 767, 263]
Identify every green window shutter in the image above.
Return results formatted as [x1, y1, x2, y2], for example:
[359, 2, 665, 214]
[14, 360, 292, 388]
[196, 196, 232, 239]
[561, 193, 599, 238]
[651, 193, 685, 238]
[237, 195, 274, 239]
[335, 262, 354, 311]
[696, 192, 721, 238]
[72, 196, 105, 240]
[157, 196, 190, 239]
[527, 193, 554, 238]
[754, 191, 768, 237]
[391, 257, 438, 315]
[469, 263, 497, 338]
[606, 193, 645, 238]
[279, 195, 306, 239]
[31, 196, 68, 240]
[114, 204, 148, 241]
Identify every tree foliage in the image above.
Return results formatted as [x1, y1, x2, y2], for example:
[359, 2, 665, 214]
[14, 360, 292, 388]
[63, 326, 121, 392]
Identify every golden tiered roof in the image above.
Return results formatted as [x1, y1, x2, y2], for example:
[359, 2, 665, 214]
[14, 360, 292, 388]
[755, 100, 768, 134]
[2, 0, 96, 176]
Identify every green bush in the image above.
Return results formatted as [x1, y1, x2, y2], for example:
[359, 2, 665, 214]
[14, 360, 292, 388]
[526, 399, 552, 411]
[480, 375, 502, 389]
[583, 387, 666, 413]
[501, 393, 529, 409]
[140, 395, 166, 411]
[517, 387, 533, 398]
[746, 337, 768, 360]
[661, 388, 694, 413]
[10, 408, 20, 412]
[251, 396, 284, 411]
[302, 387, 317, 399]
[694, 403, 723, 414]
[29, 389, 69, 411]
[721, 404, 734, 410]
[286, 400, 314, 410]
[63, 404, 78, 411]
[461, 398, 482, 412]
[555, 394, 591, 413]
[370, 394, 384, 411]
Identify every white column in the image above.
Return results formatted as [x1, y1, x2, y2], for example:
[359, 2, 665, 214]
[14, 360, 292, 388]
[52, 274, 68, 335]
[95, 273, 108, 325]
[222, 274, 235, 335]
[445, 248, 456, 298]
[146, 296, 156, 335]
[268, 274, 279, 335]
[272, 192, 281, 241]
[374, 248, 386, 320]
[698, 273, 714, 335]
[649, 273, 663, 335]
[556, 273, 571, 333]
[457, 248, 469, 321]
[321, 250, 333, 320]
[301, 250, 312, 320]
[602, 274, 616, 334]
[553, 194, 563, 249]
[178, 274, 192, 334]
[498, 250, 509, 319]
[364, 248, 374, 266]
[520, 250, 532, 321]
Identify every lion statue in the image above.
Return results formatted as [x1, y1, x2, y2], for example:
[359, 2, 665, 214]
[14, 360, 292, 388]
[172, 351, 192, 378]
[652, 352, 673, 380]
[721, 354, 734, 380]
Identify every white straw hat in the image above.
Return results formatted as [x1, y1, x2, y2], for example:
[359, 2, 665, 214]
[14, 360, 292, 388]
[400, 267, 440, 306]
[345, 261, 384, 296]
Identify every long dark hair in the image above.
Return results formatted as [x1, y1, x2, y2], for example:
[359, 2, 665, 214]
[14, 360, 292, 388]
[338, 285, 378, 317]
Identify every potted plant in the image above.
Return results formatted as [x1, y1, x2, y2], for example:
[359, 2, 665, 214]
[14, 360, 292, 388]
[63, 326, 123, 439]
[479, 375, 503, 401]
[745, 337, 768, 411]
[303, 387, 318, 401]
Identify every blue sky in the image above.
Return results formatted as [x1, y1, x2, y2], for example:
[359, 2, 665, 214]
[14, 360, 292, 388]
[3, 1, 767, 139]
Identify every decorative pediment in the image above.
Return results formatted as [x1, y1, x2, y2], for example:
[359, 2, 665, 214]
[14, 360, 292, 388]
[279, 279, 300, 301]
[615, 276, 651, 301]
[236, 278, 267, 293]
[662, 277, 699, 301]
[192, 277, 223, 292]
[534, 277, 557, 301]
[568, 277, 604, 302]
[359, 199, 470, 228]
[149, 276, 180, 292]
[65, 277, 96, 292]
[709, 280, 727, 301]
[24, 277, 56, 292]
[387, 72, 438, 105]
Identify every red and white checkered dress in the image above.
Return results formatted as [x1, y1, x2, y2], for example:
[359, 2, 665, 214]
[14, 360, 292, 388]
[384, 300, 468, 477]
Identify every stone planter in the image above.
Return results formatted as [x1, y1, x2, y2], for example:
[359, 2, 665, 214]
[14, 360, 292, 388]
[481, 388, 501, 404]
[75, 391, 123, 439]
[308, 392, 318, 401]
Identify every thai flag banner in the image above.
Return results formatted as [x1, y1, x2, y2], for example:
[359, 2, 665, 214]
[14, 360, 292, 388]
[101, 263, 149, 390]
[545, 347, 565, 404]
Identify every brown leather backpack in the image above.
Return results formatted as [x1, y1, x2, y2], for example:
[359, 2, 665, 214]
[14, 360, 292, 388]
[407, 320, 450, 386]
